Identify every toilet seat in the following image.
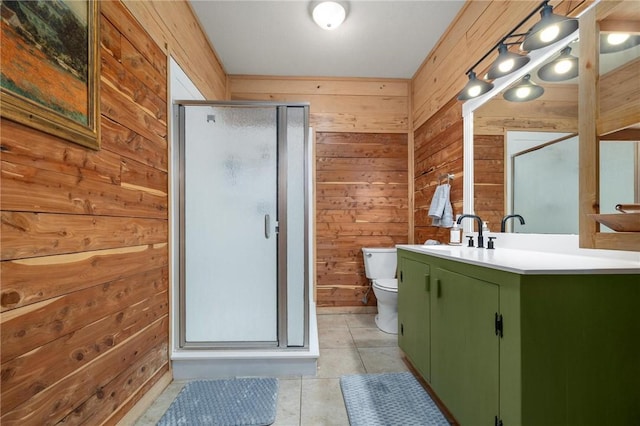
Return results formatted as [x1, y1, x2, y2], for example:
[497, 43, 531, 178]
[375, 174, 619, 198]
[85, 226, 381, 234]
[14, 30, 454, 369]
[373, 278, 397, 292]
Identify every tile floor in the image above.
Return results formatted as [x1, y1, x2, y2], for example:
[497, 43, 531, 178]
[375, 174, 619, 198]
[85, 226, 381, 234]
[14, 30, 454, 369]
[134, 313, 409, 425]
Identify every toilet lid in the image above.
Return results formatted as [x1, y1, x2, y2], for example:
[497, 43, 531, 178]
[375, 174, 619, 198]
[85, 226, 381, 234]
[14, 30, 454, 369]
[373, 278, 398, 291]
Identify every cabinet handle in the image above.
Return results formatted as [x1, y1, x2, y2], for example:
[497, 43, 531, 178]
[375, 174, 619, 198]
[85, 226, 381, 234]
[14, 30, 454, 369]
[425, 274, 430, 292]
[400, 271, 403, 282]
[436, 279, 442, 298]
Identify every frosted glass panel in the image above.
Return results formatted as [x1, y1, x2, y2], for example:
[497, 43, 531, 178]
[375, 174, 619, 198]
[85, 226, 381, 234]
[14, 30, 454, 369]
[286, 107, 306, 346]
[513, 136, 578, 234]
[183, 106, 277, 342]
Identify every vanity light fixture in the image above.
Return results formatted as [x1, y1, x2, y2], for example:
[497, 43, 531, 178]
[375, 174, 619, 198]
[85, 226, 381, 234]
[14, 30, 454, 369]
[486, 43, 531, 80]
[522, 1, 578, 51]
[312, 1, 346, 30]
[503, 74, 544, 102]
[458, 0, 578, 102]
[537, 46, 578, 81]
[457, 71, 494, 101]
[600, 33, 640, 54]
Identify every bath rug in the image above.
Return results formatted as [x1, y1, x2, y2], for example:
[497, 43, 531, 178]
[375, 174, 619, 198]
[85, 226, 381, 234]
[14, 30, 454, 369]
[340, 372, 449, 426]
[157, 377, 278, 426]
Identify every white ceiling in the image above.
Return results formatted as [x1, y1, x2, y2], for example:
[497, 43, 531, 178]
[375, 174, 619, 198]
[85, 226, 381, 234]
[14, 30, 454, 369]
[189, 0, 465, 79]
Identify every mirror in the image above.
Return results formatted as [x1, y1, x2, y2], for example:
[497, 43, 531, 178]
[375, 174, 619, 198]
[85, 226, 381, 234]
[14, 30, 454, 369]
[464, 11, 640, 234]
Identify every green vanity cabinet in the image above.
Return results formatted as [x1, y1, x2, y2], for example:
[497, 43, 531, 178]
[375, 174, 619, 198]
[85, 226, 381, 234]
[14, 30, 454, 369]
[397, 254, 431, 380]
[430, 267, 500, 426]
[397, 247, 640, 426]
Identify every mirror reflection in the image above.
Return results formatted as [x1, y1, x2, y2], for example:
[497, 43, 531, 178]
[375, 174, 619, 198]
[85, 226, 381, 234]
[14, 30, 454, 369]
[472, 33, 640, 234]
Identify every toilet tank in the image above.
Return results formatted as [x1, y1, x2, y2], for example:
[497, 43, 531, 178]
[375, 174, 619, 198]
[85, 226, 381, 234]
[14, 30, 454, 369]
[362, 247, 397, 279]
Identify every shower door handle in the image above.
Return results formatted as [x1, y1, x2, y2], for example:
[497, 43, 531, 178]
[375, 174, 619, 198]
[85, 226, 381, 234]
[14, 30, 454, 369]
[264, 214, 270, 239]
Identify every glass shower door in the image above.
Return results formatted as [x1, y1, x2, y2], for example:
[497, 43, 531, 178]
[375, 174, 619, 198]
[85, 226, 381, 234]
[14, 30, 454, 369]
[181, 105, 278, 344]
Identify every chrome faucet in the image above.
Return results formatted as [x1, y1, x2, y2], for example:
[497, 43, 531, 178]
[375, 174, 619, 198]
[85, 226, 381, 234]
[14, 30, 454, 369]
[457, 214, 484, 248]
[501, 214, 526, 232]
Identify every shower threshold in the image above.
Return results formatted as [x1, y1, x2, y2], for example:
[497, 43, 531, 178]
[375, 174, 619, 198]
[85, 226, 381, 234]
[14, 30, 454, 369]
[171, 305, 319, 379]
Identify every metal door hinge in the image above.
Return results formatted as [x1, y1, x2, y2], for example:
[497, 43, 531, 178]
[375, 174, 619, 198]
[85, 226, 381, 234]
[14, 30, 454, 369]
[495, 416, 503, 426]
[495, 313, 503, 338]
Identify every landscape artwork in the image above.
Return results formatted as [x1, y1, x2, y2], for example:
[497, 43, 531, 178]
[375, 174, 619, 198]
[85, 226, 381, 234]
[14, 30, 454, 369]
[0, 0, 99, 149]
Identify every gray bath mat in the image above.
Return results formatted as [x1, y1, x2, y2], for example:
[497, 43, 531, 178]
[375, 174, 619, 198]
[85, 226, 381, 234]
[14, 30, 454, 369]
[340, 372, 449, 426]
[157, 378, 278, 426]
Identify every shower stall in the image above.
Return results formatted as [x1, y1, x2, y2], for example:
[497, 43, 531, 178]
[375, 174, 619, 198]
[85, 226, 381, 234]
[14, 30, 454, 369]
[172, 101, 316, 378]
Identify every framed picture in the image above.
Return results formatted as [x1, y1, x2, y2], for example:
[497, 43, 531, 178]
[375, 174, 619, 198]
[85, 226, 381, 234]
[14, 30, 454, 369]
[1, 0, 100, 149]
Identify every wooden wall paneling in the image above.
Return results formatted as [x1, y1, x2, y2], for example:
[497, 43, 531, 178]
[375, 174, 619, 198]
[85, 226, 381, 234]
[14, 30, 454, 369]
[599, 57, 640, 135]
[121, 0, 227, 100]
[1, 244, 168, 312]
[229, 76, 410, 134]
[58, 342, 169, 426]
[413, 99, 464, 244]
[1, 161, 167, 218]
[101, 116, 167, 171]
[1, 275, 168, 411]
[0, 1, 172, 423]
[0, 317, 168, 425]
[315, 132, 408, 307]
[474, 134, 505, 231]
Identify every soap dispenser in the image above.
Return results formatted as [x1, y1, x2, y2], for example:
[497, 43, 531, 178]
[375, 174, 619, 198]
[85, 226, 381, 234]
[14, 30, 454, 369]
[449, 215, 462, 245]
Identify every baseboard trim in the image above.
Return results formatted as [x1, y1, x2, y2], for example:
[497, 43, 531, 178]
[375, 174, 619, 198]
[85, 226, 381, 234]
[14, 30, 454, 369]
[317, 306, 377, 314]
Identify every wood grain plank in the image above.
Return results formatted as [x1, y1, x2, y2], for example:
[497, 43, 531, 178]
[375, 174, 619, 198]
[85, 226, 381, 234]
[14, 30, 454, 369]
[100, 0, 167, 77]
[316, 157, 408, 172]
[1, 212, 167, 260]
[101, 45, 167, 123]
[1, 119, 122, 186]
[101, 116, 167, 172]
[101, 80, 167, 145]
[1, 244, 168, 311]
[56, 343, 169, 425]
[230, 76, 410, 97]
[1, 285, 167, 412]
[0, 317, 168, 425]
[1, 161, 167, 219]
[1, 266, 167, 361]
[316, 208, 409, 223]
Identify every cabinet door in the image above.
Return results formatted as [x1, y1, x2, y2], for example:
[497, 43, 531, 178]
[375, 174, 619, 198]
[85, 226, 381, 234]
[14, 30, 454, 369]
[431, 267, 499, 426]
[397, 256, 431, 380]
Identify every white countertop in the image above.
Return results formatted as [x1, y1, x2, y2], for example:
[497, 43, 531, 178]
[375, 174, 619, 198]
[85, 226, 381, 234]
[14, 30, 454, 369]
[397, 244, 640, 275]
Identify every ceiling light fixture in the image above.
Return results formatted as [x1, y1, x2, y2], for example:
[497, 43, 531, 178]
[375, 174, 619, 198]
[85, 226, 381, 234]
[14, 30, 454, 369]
[522, 1, 578, 51]
[600, 33, 640, 54]
[537, 46, 578, 81]
[503, 74, 544, 102]
[486, 43, 531, 80]
[457, 71, 494, 101]
[312, 1, 346, 31]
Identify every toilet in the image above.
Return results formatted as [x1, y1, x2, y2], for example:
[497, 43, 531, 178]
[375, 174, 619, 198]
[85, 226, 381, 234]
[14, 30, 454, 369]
[362, 247, 398, 334]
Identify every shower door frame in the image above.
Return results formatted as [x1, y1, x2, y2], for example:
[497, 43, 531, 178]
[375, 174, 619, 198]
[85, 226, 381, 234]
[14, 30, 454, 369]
[176, 101, 310, 350]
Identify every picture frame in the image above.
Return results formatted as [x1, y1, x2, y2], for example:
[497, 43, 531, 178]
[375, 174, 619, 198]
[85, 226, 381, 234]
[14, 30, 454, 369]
[0, 0, 100, 150]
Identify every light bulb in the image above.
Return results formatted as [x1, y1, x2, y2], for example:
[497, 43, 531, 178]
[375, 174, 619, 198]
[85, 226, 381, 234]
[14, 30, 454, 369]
[554, 59, 573, 74]
[468, 85, 482, 98]
[516, 87, 531, 99]
[540, 25, 560, 43]
[607, 33, 630, 46]
[498, 58, 515, 73]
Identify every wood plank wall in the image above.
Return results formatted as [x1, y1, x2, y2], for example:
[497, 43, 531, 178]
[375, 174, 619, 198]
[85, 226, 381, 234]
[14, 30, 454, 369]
[1, 0, 226, 423]
[413, 99, 464, 244]
[229, 76, 410, 307]
[315, 133, 408, 307]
